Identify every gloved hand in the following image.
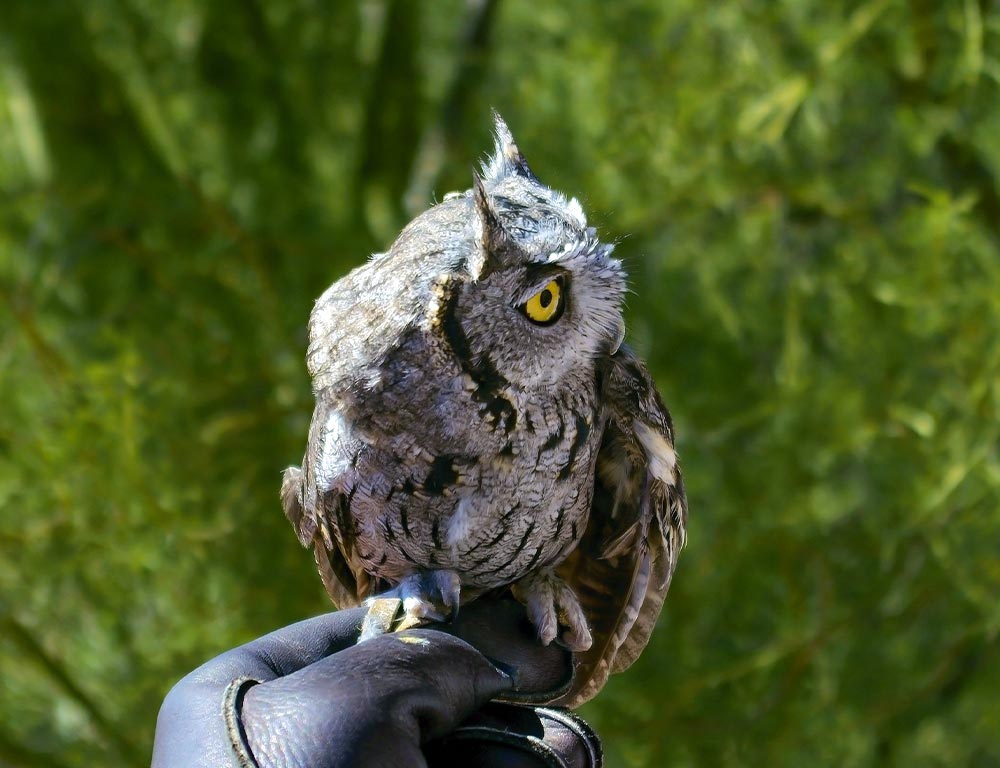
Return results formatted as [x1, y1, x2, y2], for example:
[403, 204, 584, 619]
[151, 597, 602, 767]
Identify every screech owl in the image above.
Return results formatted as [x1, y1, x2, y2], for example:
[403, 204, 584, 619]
[282, 113, 688, 706]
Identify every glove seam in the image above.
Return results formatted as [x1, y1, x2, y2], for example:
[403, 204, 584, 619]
[223, 677, 262, 768]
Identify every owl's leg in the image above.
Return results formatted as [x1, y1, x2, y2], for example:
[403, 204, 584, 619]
[512, 568, 593, 652]
[361, 569, 462, 640]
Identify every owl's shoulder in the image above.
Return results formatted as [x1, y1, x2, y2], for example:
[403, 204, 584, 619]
[306, 199, 474, 397]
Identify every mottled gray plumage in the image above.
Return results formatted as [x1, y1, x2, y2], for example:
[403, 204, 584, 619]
[282, 114, 688, 706]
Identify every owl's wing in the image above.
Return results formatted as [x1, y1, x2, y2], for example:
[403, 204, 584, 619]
[281, 397, 372, 609]
[554, 346, 688, 707]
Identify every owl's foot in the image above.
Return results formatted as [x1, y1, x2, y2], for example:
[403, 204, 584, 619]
[361, 569, 462, 641]
[512, 569, 593, 652]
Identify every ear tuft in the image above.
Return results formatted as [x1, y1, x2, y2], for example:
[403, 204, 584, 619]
[482, 110, 538, 183]
[468, 171, 509, 280]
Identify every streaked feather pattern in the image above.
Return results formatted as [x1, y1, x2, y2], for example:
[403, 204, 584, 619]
[554, 347, 687, 706]
[280, 113, 688, 707]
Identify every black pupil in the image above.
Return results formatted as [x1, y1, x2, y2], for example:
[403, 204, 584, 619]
[539, 289, 553, 308]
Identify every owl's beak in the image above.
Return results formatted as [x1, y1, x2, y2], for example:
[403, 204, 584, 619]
[611, 317, 626, 355]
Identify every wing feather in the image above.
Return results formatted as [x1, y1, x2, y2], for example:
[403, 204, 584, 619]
[281, 398, 368, 609]
[554, 347, 688, 706]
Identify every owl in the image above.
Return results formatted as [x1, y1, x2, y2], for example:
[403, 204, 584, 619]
[282, 113, 687, 706]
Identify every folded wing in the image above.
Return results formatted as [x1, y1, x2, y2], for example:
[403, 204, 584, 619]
[554, 347, 688, 707]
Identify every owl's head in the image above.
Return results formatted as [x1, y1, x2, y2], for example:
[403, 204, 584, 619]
[308, 114, 626, 401]
[429, 114, 626, 393]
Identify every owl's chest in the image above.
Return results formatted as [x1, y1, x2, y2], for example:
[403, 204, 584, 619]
[343, 392, 604, 589]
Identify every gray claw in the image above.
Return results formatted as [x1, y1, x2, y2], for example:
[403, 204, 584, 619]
[373, 569, 463, 631]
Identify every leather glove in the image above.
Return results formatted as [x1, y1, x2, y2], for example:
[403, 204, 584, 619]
[151, 597, 602, 767]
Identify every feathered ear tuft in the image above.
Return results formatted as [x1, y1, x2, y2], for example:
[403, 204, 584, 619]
[468, 170, 510, 280]
[481, 110, 538, 183]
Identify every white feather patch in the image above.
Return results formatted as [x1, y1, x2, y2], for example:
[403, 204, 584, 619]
[316, 409, 353, 491]
[446, 496, 475, 550]
[566, 197, 587, 227]
[633, 420, 677, 486]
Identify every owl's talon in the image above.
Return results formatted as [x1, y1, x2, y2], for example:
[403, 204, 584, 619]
[560, 623, 594, 653]
[436, 571, 462, 621]
[402, 596, 446, 623]
[373, 569, 462, 631]
[513, 569, 593, 652]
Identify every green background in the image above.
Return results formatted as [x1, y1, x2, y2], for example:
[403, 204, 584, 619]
[2, 1, 999, 765]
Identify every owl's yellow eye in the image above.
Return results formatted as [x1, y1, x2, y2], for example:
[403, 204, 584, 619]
[521, 278, 565, 325]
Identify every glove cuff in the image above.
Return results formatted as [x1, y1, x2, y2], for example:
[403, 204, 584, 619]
[223, 677, 262, 768]
[426, 704, 604, 768]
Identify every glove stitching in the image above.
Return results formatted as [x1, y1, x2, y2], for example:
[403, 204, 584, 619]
[223, 677, 262, 768]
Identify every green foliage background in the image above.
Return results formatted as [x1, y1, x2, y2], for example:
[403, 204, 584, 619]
[2, 1, 999, 765]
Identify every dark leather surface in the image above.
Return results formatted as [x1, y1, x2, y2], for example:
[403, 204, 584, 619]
[151, 597, 600, 768]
